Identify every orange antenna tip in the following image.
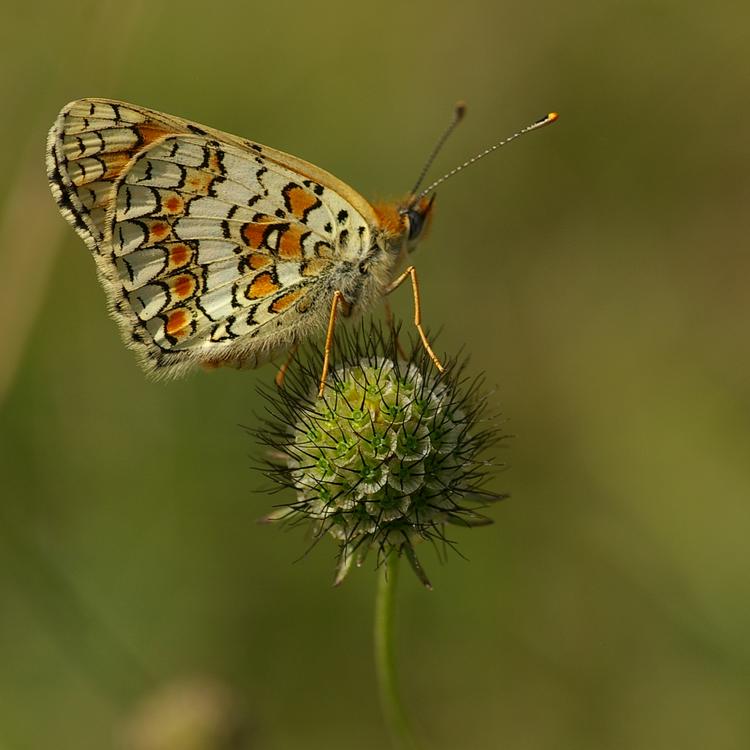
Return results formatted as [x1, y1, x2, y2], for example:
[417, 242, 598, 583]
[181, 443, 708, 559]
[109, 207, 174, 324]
[455, 100, 467, 120]
[533, 112, 558, 128]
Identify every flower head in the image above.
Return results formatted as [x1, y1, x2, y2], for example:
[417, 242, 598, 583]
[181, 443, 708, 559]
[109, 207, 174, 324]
[256, 322, 506, 587]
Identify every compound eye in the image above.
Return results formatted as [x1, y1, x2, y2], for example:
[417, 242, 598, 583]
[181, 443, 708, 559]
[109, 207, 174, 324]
[407, 208, 425, 240]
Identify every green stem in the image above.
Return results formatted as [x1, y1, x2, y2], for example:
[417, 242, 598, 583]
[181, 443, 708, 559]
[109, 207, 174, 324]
[374, 549, 420, 750]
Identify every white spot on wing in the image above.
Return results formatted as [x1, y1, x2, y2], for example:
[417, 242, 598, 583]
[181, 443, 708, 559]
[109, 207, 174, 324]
[276, 261, 303, 287]
[148, 139, 206, 167]
[113, 221, 147, 256]
[174, 216, 226, 240]
[126, 158, 183, 188]
[195, 239, 238, 264]
[204, 259, 241, 291]
[116, 246, 167, 290]
[129, 285, 168, 320]
[116, 185, 158, 221]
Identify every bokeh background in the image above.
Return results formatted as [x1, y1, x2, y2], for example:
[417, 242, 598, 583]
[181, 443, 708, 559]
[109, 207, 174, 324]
[1, 1, 749, 748]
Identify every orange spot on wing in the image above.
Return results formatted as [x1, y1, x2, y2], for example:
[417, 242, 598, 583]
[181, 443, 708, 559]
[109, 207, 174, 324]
[278, 225, 305, 260]
[208, 150, 223, 174]
[242, 222, 269, 249]
[101, 152, 133, 180]
[247, 272, 280, 299]
[168, 243, 191, 268]
[135, 124, 171, 148]
[164, 195, 183, 213]
[149, 221, 170, 242]
[170, 274, 195, 299]
[248, 252, 271, 270]
[284, 185, 319, 220]
[270, 288, 304, 313]
[165, 309, 190, 336]
[185, 168, 215, 194]
[372, 201, 406, 237]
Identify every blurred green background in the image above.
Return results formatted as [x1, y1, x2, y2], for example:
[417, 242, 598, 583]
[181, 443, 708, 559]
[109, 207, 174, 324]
[1, 1, 749, 748]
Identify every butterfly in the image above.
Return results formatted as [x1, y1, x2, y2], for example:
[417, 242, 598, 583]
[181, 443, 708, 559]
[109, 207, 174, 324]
[47, 99, 556, 393]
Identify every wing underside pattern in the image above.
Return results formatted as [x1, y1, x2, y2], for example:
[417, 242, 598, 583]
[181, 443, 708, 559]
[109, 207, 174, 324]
[47, 99, 374, 375]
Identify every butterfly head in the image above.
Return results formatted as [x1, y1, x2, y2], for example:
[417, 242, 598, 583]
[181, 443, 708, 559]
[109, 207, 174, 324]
[401, 194, 436, 252]
[372, 194, 435, 257]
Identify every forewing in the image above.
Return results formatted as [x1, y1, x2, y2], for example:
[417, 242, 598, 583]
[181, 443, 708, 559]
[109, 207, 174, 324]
[47, 98, 377, 375]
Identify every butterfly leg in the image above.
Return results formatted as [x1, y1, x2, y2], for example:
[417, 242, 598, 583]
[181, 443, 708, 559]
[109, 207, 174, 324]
[274, 340, 300, 389]
[384, 266, 444, 373]
[318, 290, 343, 397]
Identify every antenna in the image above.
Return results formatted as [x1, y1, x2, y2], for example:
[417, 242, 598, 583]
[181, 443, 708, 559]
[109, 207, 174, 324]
[408, 101, 467, 199]
[409, 111, 558, 206]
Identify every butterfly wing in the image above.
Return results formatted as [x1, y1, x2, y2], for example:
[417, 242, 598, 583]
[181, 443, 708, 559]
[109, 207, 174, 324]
[47, 98, 379, 376]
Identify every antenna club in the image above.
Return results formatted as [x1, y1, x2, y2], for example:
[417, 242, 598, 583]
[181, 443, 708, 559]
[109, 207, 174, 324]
[533, 112, 558, 129]
[455, 100, 467, 120]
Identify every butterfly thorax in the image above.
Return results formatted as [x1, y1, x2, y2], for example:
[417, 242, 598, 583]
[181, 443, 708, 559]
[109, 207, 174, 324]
[330, 194, 435, 320]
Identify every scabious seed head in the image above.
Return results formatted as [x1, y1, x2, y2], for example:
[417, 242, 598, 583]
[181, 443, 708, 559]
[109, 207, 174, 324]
[256, 323, 506, 586]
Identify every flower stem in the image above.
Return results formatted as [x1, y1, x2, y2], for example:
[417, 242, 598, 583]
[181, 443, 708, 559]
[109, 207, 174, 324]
[374, 549, 420, 750]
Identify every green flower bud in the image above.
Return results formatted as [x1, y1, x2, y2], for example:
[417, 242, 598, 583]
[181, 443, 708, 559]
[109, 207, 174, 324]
[256, 323, 506, 587]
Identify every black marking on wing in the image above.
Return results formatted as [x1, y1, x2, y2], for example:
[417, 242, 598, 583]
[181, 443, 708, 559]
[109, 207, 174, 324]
[174, 163, 188, 190]
[138, 159, 154, 183]
[49, 148, 89, 234]
[221, 204, 239, 239]
[120, 254, 136, 283]
[303, 179, 325, 196]
[197, 143, 211, 169]
[151, 186, 163, 216]
[213, 145, 227, 176]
